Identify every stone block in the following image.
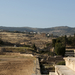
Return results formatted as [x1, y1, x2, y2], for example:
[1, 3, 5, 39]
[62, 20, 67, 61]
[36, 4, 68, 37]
[64, 57, 75, 71]
[49, 72, 56, 75]
[55, 65, 75, 75]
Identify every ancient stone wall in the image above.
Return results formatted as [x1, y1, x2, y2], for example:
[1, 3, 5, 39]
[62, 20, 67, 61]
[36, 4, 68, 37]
[5, 52, 33, 57]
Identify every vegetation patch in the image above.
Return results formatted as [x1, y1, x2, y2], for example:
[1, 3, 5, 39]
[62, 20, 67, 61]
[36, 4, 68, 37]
[56, 61, 65, 65]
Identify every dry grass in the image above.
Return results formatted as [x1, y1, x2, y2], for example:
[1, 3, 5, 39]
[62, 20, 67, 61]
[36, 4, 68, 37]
[0, 32, 52, 49]
[0, 55, 35, 75]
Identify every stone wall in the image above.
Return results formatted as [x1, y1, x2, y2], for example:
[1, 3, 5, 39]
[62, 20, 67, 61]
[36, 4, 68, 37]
[5, 52, 33, 57]
[32, 58, 41, 75]
[35, 58, 41, 75]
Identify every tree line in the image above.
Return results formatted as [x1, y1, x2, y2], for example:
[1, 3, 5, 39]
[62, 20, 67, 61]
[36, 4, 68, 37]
[52, 34, 75, 56]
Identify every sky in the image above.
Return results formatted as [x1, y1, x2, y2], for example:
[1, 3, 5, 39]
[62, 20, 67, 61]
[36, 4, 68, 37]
[0, 0, 75, 28]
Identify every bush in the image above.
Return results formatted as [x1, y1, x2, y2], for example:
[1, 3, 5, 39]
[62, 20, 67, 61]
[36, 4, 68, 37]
[46, 43, 50, 47]
[23, 44, 31, 47]
[48, 52, 54, 56]
[56, 61, 65, 65]
[32, 44, 37, 50]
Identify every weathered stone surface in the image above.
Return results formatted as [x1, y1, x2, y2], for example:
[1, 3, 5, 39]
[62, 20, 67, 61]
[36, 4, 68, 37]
[49, 72, 56, 75]
[50, 57, 75, 75]
[34, 58, 41, 75]
[64, 57, 75, 71]
[55, 65, 75, 75]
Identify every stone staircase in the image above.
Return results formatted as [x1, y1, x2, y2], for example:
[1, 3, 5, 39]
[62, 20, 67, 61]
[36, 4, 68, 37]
[49, 57, 75, 75]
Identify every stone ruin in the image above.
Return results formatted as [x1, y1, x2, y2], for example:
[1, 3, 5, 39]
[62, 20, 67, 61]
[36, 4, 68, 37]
[49, 57, 75, 75]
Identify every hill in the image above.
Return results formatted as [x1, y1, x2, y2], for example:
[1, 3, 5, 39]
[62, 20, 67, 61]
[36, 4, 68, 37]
[0, 26, 75, 36]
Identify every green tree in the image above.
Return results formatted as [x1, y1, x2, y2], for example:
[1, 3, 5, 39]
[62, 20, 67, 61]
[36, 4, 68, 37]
[67, 35, 72, 45]
[56, 37, 61, 43]
[54, 43, 65, 56]
[0, 39, 4, 46]
[64, 35, 67, 47]
[71, 37, 75, 47]
[52, 39, 56, 47]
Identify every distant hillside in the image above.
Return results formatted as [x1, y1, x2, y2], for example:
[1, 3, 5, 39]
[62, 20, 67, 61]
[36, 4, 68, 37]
[0, 26, 75, 36]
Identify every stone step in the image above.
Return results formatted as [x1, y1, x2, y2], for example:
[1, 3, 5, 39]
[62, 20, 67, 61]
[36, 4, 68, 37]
[64, 57, 75, 71]
[55, 65, 75, 75]
[49, 72, 56, 75]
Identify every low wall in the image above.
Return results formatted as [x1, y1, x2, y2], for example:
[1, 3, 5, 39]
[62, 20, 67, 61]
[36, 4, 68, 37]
[32, 58, 41, 75]
[5, 52, 33, 57]
[36, 58, 41, 75]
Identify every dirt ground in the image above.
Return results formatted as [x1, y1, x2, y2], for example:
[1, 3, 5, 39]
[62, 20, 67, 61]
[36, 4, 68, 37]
[0, 57, 35, 75]
[0, 32, 52, 49]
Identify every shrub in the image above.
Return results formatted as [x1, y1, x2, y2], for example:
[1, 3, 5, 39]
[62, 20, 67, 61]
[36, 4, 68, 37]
[32, 44, 37, 50]
[23, 44, 31, 47]
[46, 43, 50, 47]
[56, 61, 65, 65]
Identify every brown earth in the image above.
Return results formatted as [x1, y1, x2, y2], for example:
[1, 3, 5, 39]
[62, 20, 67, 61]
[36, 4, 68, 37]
[0, 57, 35, 75]
[0, 32, 52, 49]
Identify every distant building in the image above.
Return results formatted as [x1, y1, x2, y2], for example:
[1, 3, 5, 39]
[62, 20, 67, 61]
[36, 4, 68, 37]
[46, 33, 50, 37]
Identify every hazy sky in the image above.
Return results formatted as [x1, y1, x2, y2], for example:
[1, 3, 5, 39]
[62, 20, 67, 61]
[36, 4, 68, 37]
[0, 0, 75, 28]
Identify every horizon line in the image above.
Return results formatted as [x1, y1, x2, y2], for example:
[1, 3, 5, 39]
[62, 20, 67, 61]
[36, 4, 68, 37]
[0, 26, 75, 28]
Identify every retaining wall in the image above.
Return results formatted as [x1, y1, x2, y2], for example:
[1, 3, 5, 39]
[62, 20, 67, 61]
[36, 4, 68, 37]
[5, 52, 33, 57]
